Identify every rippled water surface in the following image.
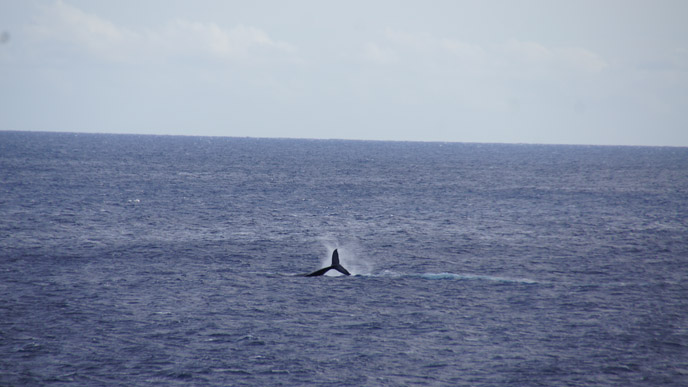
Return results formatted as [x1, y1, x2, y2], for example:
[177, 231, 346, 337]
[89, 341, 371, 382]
[1, 132, 687, 385]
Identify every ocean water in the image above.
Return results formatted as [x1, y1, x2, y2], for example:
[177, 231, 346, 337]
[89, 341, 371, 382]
[1, 131, 687, 386]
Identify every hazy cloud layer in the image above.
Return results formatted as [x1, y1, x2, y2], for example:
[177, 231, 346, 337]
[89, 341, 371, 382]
[1, 1, 686, 145]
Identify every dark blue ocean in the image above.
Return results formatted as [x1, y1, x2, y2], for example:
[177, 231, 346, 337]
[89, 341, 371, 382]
[1, 131, 687, 386]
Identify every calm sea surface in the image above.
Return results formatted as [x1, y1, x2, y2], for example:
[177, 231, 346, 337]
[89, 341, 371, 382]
[1, 131, 687, 386]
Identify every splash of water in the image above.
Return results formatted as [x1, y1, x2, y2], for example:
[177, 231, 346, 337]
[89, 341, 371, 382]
[315, 237, 373, 276]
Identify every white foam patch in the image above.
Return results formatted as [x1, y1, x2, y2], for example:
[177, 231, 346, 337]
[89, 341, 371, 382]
[370, 271, 538, 284]
[420, 273, 538, 284]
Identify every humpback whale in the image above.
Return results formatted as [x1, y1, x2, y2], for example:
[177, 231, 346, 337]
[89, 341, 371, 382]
[306, 249, 351, 276]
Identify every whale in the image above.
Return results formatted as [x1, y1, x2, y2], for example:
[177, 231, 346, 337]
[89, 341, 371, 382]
[305, 249, 351, 276]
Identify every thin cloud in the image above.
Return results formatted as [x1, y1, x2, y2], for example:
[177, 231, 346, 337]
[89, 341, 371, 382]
[363, 42, 397, 64]
[505, 39, 608, 74]
[362, 29, 607, 76]
[380, 28, 485, 64]
[29, 0, 139, 62]
[157, 20, 295, 61]
[29, 0, 296, 64]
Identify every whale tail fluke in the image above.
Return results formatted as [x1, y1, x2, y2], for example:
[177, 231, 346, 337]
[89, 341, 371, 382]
[332, 263, 351, 276]
[305, 249, 351, 276]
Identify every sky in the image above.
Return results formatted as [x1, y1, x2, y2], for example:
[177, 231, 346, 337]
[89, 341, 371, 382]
[1, 0, 687, 146]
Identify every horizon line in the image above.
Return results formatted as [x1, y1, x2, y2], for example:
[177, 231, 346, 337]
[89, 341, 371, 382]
[2, 129, 686, 149]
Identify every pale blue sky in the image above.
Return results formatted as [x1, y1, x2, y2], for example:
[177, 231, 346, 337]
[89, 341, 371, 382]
[1, 0, 687, 145]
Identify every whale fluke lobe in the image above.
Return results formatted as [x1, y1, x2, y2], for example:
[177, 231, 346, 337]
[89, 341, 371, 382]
[331, 249, 340, 266]
[306, 249, 351, 276]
